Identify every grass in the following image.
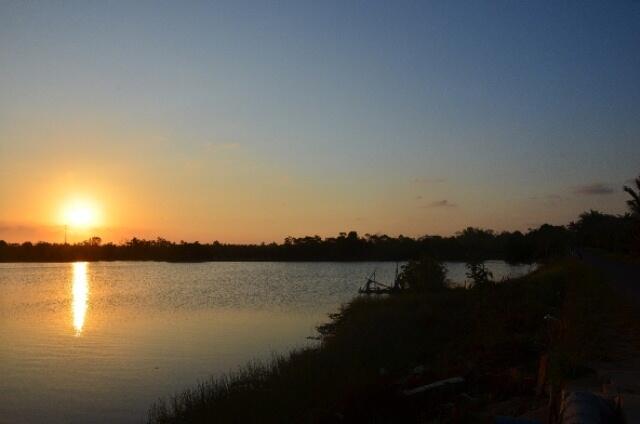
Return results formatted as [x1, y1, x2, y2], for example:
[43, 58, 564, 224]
[148, 259, 627, 423]
[603, 250, 640, 265]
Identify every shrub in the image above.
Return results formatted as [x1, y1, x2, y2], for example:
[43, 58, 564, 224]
[397, 255, 447, 291]
[466, 260, 494, 288]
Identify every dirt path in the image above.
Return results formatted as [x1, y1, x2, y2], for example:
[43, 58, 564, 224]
[579, 249, 640, 301]
[575, 249, 640, 422]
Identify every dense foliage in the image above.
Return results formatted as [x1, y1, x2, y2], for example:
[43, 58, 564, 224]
[0, 208, 637, 262]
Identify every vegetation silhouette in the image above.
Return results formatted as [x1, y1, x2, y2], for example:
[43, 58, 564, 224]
[0, 211, 635, 262]
[465, 260, 494, 288]
[624, 176, 640, 218]
[396, 255, 447, 292]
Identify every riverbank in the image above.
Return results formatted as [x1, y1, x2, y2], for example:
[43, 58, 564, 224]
[148, 259, 635, 423]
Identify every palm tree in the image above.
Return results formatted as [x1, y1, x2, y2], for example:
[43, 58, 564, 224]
[624, 175, 640, 218]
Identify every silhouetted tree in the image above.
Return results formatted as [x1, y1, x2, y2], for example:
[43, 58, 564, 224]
[84, 236, 102, 246]
[457, 227, 497, 258]
[527, 224, 571, 260]
[465, 261, 493, 288]
[624, 175, 640, 218]
[569, 210, 634, 253]
[623, 175, 640, 252]
[397, 255, 447, 292]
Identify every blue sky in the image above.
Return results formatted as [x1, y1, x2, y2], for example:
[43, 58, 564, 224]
[1, 1, 639, 242]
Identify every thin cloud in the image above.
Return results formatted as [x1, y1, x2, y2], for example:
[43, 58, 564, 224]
[204, 142, 241, 152]
[412, 177, 446, 185]
[0, 222, 61, 233]
[0, 223, 63, 243]
[529, 194, 563, 205]
[0, 223, 33, 232]
[529, 194, 562, 200]
[573, 183, 614, 195]
[427, 199, 457, 208]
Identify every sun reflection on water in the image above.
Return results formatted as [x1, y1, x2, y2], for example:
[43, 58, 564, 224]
[72, 262, 89, 335]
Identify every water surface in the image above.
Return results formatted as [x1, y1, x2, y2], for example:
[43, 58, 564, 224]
[0, 261, 534, 423]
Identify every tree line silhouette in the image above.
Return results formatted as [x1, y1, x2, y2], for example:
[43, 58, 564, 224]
[1, 208, 636, 263]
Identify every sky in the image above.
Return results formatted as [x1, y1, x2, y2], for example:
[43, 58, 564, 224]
[1, 1, 639, 243]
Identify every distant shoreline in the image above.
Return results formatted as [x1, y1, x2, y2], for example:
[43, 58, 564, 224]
[4, 210, 635, 263]
[0, 225, 572, 263]
[0, 257, 522, 264]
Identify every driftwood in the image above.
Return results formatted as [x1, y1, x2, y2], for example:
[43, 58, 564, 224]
[402, 376, 465, 397]
[359, 267, 401, 294]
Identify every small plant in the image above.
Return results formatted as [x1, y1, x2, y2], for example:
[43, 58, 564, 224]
[465, 260, 493, 288]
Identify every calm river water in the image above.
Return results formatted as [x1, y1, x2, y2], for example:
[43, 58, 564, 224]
[0, 261, 535, 423]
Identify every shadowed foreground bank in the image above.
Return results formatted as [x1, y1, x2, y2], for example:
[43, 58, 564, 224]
[148, 259, 635, 423]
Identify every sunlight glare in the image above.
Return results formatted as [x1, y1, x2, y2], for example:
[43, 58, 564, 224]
[72, 262, 89, 336]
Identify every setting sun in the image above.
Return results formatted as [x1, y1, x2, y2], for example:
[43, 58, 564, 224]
[62, 200, 100, 228]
